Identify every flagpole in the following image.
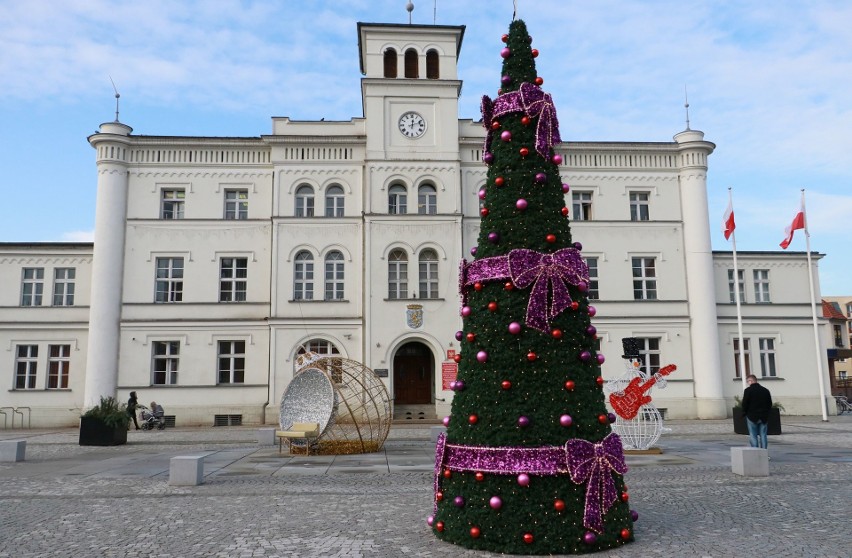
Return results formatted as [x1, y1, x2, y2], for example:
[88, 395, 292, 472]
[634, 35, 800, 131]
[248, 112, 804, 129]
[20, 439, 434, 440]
[801, 189, 829, 421]
[729, 188, 748, 389]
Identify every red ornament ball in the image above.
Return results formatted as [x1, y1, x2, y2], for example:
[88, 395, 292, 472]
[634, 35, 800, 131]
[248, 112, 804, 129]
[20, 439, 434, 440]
[534, 76, 544, 86]
[551, 328, 563, 339]
[488, 301, 498, 312]
[436, 491, 443, 502]
[570, 301, 579, 311]
[521, 116, 531, 126]
[504, 281, 514, 291]
[436, 521, 445, 532]
[564, 380, 575, 391]
[620, 528, 631, 541]
[501, 380, 512, 390]
[598, 414, 609, 424]
[501, 33, 509, 43]
[474, 282, 483, 291]
[519, 147, 529, 157]
[453, 354, 461, 363]
[466, 333, 476, 342]
[531, 48, 539, 58]
[546, 233, 557, 243]
[491, 120, 501, 130]
[523, 533, 534, 544]
[470, 526, 481, 539]
[469, 414, 478, 425]
[526, 351, 537, 362]
[554, 499, 566, 512]
[480, 207, 489, 217]
[475, 471, 485, 482]
[621, 492, 629, 502]
[596, 376, 605, 386]
[495, 176, 505, 187]
[443, 469, 452, 479]
[561, 206, 569, 217]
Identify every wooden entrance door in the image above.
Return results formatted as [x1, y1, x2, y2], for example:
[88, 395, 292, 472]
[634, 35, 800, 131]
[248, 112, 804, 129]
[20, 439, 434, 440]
[393, 342, 433, 404]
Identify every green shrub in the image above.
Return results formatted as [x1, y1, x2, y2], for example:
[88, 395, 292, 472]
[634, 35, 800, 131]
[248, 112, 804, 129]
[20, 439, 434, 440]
[81, 396, 131, 429]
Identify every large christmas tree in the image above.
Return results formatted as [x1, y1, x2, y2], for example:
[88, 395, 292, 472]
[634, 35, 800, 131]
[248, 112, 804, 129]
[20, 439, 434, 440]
[428, 19, 635, 555]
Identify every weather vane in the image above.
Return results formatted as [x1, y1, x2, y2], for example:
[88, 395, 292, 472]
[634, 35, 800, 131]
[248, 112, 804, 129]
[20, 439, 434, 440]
[684, 85, 690, 131]
[109, 76, 121, 123]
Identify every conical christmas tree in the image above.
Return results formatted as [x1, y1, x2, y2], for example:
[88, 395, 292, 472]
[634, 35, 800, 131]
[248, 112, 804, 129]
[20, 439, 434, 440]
[429, 20, 635, 555]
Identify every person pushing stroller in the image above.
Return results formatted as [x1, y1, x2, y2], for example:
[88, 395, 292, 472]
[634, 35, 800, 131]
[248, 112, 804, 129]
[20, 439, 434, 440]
[140, 401, 166, 430]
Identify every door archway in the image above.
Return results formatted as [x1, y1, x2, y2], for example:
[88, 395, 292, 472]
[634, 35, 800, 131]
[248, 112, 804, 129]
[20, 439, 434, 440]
[392, 341, 434, 404]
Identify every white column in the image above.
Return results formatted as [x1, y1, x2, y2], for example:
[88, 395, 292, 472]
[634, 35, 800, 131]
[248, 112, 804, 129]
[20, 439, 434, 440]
[675, 130, 727, 419]
[83, 122, 132, 408]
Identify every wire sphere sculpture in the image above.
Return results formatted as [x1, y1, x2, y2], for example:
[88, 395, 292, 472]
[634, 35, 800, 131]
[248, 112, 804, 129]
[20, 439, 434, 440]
[281, 352, 392, 455]
[612, 406, 664, 450]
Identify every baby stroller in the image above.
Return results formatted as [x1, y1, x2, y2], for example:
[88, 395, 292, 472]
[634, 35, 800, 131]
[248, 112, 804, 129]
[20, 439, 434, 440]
[138, 405, 166, 430]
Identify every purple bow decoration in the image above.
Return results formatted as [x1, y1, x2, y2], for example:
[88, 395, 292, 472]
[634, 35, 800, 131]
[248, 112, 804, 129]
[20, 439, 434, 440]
[481, 95, 495, 153]
[565, 433, 628, 534]
[517, 82, 561, 158]
[507, 248, 588, 332]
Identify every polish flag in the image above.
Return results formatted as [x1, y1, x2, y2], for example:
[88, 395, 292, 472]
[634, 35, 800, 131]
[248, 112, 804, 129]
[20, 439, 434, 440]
[779, 200, 806, 249]
[722, 199, 735, 240]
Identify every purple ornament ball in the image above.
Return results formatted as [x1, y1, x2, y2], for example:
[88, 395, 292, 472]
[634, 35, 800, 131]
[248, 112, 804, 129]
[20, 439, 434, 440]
[608, 412, 617, 423]
[552, 154, 563, 165]
[583, 532, 597, 545]
[483, 152, 494, 164]
[500, 130, 512, 142]
[448, 380, 457, 391]
[478, 188, 486, 200]
[455, 330, 463, 341]
[562, 183, 570, 193]
[470, 246, 478, 256]
[455, 380, 466, 391]
[577, 281, 588, 293]
[461, 306, 472, 317]
[573, 241, 583, 251]
[454, 496, 465, 508]
[501, 75, 512, 85]
[587, 305, 597, 317]
[517, 473, 530, 487]
[500, 47, 511, 58]
[515, 198, 528, 211]
[517, 416, 530, 428]
[579, 350, 592, 362]
[427, 515, 434, 527]
[489, 496, 503, 510]
[508, 321, 522, 335]
[442, 416, 450, 427]
[596, 353, 606, 365]
[487, 231, 500, 243]
[560, 414, 573, 427]
[476, 350, 488, 363]
[586, 325, 597, 336]
[535, 172, 547, 183]
[631, 509, 639, 522]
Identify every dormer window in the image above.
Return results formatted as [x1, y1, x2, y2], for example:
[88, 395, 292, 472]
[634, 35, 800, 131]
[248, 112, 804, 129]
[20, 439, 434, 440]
[383, 48, 397, 78]
[404, 49, 418, 78]
[426, 49, 439, 79]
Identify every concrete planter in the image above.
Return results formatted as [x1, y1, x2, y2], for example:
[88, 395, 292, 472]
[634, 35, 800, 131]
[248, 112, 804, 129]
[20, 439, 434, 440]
[732, 407, 782, 436]
[79, 416, 128, 446]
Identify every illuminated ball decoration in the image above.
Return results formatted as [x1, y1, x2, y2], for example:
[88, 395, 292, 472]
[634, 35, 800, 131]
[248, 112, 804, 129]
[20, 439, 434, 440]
[501, 130, 512, 141]
[597, 414, 609, 424]
[552, 154, 563, 164]
[470, 526, 481, 539]
[560, 414, 573, 427]
[554, 499, 565, 512]
[501, 33, 508, 42]
[534, 76, 543, 86]
[508, 322, 522, 335]
[519, 147, 529, 157]
[501, 380, 512, 390]
[546, 234, 556, 243]
[476, 351, 488, 363]
[620, 492, 629, 502]
[521, 116, 531, 126]
[523, 533, 534, 544]
[491, 120, 501, 130]
[583, 532, 597, 545]
[517, 473, 530, 486]
[466, 333, 476, 342]
[516, 198, 528, 211]
[480, 207, 489, 217]
[551, 328, 562, 339]
[564, 380, 575, 391]
[570, 301, 579, 311]
[436, 521, 444, 532]
[495, 176, 505, 186]
[531, 48, 539, 57]
[487, 302, 498, 312]
[474, 282, 483, 291]
[469, 414, 478, 425]
[454, 496, 465, 507]
[475, 471, 484, 482]
[443, 469, 451, 479]
[461, 306, 472, 317]
[517, 416, 530, 428]
[504, 281, 514, 291]
[453, 354, 461, 363]
[561, 206, 569, 217]
[526, 351, 537, 362]
[620, 528, 631, 540]
[500, 47, 511, 58]
[489, 496, 503, 509]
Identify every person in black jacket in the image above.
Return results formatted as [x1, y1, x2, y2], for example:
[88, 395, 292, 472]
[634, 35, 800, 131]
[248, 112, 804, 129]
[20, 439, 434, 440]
[741, 375, 773, 449]
[127, 391, 140, 430]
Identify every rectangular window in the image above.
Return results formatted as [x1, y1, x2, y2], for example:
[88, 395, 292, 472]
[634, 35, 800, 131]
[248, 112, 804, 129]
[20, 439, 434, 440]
[632, 257, 657, 300]
[759, 338, 776, 377]
[733, 338, 751, 378]
[419, 260, 439, 299]
[53, 268, 76, 306]
[753, 269, 770, 303]
[47, 344, 70, 389]
[21, 267, 44, 306]
[572, 192, 592, 221]
[324, 258, 344, 301]
[834, 325, 844, 347]
[14, 345, 38, 389]
[152, 341, 180, 385]
[224, 189, 248, 220]
[155, 258, 184, 303]
[636, 337, 661, 375]
[418, 188, 437, 215]
[629, 192, 650, 221]
[585, 257, 599, 300]
[217, 340, 245, 384]
[727, 269, 745, 304]
[161, 189, 185, 219]
[219, 258, 247, 302]
[388, 260, 408, 299]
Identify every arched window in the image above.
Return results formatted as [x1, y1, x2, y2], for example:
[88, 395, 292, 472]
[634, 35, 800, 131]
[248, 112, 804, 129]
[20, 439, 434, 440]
[404, 48, 418, 78]
[426, 49, 439, 79]
[383, 48, 398, 78]
[419, 249, 439, 299]
[296, 339, 342, 382]
[418, 184, 437, 214]
[389, 184, 407, 214]
[388, 249, 408, 299]
[295, 185, 314, 217]
[325, 185, 344, 217]
[294, 251, 314, 300]
[324, 251, 344, 300]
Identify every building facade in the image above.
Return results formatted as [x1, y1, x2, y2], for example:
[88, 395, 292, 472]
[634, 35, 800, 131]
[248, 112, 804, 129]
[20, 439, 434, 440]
[0, 21, 836, 427]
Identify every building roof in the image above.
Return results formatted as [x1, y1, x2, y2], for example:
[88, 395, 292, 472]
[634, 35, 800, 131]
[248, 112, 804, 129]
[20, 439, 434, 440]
[822, 300, 847, 320]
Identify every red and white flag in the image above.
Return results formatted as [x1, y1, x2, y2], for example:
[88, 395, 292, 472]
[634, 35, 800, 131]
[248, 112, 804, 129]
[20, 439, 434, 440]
[722, 199, 735, 240]
[779, 199, 806, 249]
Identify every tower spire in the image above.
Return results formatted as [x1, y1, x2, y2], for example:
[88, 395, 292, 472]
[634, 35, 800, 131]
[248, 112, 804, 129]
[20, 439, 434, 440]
[109, 76, 121, 123]
[684, 85, 691, 131]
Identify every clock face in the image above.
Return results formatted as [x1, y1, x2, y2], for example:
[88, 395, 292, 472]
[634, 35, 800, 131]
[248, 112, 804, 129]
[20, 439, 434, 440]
[398, 111, 427, 138]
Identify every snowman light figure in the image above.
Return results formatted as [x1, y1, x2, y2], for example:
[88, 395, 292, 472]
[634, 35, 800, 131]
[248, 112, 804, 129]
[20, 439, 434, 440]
[604, 338, 676, 450]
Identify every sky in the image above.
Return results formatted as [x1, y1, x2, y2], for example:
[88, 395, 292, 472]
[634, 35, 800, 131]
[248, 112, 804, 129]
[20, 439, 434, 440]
[1, 0, 851, 295]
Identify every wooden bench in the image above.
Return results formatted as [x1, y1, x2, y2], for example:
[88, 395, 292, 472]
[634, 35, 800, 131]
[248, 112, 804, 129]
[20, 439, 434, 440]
[276, 422, 320, 455]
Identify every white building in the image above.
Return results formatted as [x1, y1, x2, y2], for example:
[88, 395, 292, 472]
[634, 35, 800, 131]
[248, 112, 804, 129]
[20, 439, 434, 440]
[0, 21, 836, 428]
